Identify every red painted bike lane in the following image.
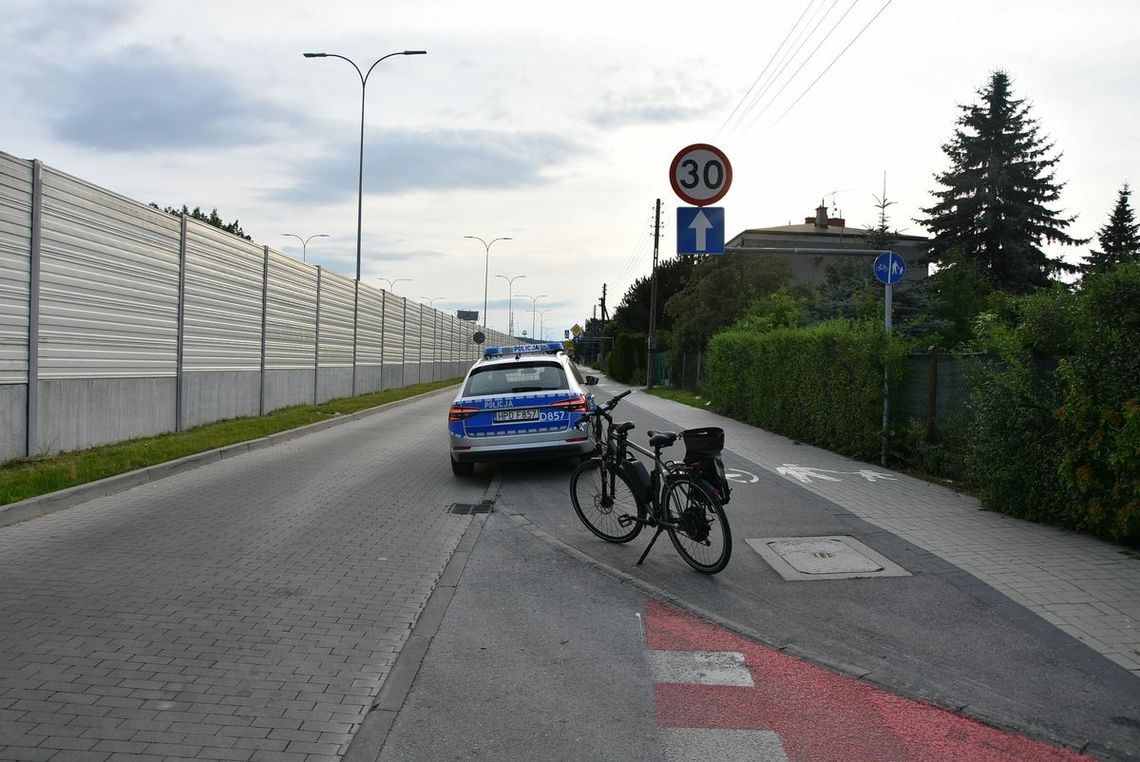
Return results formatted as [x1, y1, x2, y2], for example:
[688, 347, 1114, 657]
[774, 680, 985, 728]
[643, 600, 1091, 761]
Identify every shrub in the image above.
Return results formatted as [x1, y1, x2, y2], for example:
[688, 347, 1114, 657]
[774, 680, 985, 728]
[608, 332, 645, 384]
[705, 319, 908, 461]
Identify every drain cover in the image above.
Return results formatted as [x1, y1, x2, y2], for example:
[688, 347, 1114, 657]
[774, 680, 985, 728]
[448, 501, 494, 515]
[746, 536, 910, 581]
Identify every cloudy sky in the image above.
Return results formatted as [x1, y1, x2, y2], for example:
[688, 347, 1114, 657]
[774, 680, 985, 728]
[3, 0, 1137, 339]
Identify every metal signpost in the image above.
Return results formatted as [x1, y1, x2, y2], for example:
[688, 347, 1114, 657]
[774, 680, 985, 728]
[872, 251, 906, 466]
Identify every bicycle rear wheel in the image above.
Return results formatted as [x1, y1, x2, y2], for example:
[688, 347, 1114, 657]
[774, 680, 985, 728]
[570, 458, 644, 543]
[663, 476, 732, 573]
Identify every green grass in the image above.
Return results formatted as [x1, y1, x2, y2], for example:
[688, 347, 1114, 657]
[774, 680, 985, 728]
[0, 379, 461, 507]
[644, 386, 714, 410]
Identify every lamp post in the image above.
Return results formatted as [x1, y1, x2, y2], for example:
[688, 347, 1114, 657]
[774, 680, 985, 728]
[377, 277, 411, 293]
[304, 48, 426, 395]
[515, 293, 546, 342]
[495, 274, 526, 336]
[538, 309, 551, 340]
[463, 235, 512, 331]
[281, 233, 329, 263]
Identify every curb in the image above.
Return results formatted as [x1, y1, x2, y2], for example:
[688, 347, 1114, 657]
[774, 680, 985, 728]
[0, 385, 458, 528]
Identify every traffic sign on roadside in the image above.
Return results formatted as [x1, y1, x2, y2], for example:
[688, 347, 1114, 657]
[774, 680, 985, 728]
[670, 144, 732, 206]
[873, 252, 906, 285]
[676, 206, 725, 255]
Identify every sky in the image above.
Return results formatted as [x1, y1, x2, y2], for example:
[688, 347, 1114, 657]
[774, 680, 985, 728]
[3, 0, 1138, 340]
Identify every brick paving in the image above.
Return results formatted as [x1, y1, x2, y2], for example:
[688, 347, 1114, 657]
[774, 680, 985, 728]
[0, 392, 483, 761]
[629, 389, 1140, 676]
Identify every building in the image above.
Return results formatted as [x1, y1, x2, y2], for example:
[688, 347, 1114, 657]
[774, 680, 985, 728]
[725, 203, 930, 285]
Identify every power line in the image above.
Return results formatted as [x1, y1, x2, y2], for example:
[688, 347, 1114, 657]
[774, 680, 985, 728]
[718, 0, 818, 136]
[738, 0, 863, 135]
[727, 0, 837, 137]
[767, 0, 897, 132]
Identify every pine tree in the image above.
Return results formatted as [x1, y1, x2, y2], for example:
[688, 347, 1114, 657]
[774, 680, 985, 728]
[1083, 183, 1140, 275]
[919, 71, 1084, 293]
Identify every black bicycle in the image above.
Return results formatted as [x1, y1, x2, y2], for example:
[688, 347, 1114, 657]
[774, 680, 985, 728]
[568, 391, 732, 574]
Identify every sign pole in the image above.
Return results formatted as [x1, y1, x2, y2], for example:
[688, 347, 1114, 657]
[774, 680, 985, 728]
[647, 199, 661, 388]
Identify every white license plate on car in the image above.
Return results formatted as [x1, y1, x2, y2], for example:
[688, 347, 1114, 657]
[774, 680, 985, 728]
[494, 408, 539, 423]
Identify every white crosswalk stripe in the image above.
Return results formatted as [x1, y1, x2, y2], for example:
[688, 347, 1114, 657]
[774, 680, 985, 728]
[646, 649, 755, 686]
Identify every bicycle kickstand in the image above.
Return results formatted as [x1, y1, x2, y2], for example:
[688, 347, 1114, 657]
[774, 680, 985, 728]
[636, 527, 666, 566]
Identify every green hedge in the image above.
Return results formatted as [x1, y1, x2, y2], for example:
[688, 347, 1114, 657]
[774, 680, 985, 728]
[967, 265, 1140, 544]
[704, 319, 909, 461]
[608, 332, 645, 384]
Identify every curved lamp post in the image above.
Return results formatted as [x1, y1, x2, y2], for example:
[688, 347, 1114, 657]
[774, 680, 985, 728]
[495, 274, 526, 336]
[304, 48, 426, 394]
[281, 233, 329, 263]
[538, 309, 551, 340]
[516, 293, 546, 342]
[463, 235, 512, 331]
[377, 277, 411, 293]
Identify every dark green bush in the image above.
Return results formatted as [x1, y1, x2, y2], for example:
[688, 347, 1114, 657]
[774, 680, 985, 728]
[608, 332, 645, 385]
[705, 319, 909, 461]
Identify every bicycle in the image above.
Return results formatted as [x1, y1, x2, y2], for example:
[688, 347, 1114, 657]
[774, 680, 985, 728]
[568, 391, 732, 574]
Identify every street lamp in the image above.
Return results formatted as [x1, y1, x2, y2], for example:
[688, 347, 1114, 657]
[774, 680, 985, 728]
[515, 293, 546, 342]
[463, 235, 512, 330]
[377, 277, 412, 293]
[538, 309, 551, 340]
[495, 274, 526, 336]
[304, 48, 426, 394]
[281, 233, 329, 263]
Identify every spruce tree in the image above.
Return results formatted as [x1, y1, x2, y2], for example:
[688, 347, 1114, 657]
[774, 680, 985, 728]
[1082, 182, 1140, 275]
[919, 71, 1084, 293]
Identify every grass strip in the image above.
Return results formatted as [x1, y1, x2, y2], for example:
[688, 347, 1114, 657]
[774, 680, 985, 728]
[0, 379, 460, 507]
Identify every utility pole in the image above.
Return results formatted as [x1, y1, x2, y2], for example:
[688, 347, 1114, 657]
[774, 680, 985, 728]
[600, 283, 609, 322]
[646, 199, 662, 388]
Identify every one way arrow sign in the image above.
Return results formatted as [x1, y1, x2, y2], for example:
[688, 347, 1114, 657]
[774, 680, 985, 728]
[676, 206, 725, 255]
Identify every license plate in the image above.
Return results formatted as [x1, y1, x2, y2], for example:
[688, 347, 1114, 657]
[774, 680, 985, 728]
[494, 408, 539, 423]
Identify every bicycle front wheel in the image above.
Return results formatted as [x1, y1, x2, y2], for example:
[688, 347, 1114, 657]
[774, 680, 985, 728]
[663, 476, 732, 573]
[570, 458, 645, 543]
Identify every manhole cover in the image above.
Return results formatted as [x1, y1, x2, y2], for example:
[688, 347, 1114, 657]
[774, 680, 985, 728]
[448, 502, 494, 515]
[745, 536, 911, 581]
[769, 538, 882, 574]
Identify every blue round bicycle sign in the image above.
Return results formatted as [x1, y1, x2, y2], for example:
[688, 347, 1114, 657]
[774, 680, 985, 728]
[873, 252, 906, 285]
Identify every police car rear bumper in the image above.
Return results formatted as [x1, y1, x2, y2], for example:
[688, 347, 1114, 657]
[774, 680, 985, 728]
[450, 437, 592, 463]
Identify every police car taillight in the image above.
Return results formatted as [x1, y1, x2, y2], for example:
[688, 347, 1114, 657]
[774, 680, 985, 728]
[552, 395, 589, 413]
[448, 405, 479, 422]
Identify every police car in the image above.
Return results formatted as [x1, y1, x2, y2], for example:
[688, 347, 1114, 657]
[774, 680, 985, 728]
[448, 342, 598, 475]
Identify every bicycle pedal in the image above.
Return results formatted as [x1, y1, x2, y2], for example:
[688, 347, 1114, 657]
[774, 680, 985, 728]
[617, 514, 633, 528]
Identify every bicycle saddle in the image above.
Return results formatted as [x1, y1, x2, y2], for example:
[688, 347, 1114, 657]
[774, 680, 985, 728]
[647, 430, 678, 448]
[614, 421, 636, 434]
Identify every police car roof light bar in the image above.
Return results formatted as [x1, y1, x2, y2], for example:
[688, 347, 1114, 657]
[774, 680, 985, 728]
[483, 341, 563, 359]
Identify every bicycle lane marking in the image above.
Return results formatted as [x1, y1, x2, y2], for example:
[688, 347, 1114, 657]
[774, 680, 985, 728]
[641, 599, 1092, 762]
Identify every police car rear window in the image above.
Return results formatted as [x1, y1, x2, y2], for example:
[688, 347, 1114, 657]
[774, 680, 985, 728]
[464, 362, 568, 396]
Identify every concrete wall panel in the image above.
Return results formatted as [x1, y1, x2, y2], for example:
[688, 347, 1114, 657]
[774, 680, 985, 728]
[180, 371, 259, 430]
[36, 378, 175, 453]
[263, 369, 316, 413]
[316, 368, 352, 404]
[0, 384, 27, 462]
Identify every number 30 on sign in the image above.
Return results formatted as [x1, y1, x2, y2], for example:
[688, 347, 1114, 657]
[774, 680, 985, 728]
[670, 143, 733, 206]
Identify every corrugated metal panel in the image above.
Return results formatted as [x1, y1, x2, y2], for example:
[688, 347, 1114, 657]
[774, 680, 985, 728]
[420, 307, 444, 366]
[0, 153, 33, 385]
[357, 285, 384, 366]
[405, 302, 423, 364]
[182, 219, 263, 372]
[37, 167, 181, 379]
[265, 250, 318, 371]
[382, 293, 405, 363]
[318, 270, 354, 368]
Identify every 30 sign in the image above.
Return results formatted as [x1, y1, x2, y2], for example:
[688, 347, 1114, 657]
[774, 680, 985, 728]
[669, 143, 733, 206]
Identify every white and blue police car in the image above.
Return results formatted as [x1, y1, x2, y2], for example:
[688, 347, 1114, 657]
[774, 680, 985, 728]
[448, 342, 599, 475]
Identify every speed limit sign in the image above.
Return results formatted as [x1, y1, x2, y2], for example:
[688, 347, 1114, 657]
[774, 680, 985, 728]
[669, 143, 732, 206]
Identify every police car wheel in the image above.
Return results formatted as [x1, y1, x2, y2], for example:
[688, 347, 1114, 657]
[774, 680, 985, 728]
[450, 456, 475, 476]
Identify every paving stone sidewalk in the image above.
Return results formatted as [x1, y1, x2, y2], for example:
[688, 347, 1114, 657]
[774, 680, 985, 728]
[628, 388, 1140, 676]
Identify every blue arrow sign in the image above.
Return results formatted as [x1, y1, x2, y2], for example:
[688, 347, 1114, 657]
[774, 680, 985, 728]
[677, 206, 725, 255]
[873, 252, 906, 285]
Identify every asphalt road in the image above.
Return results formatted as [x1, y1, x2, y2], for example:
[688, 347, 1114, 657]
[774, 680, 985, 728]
[2, 385, 1138, 761]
